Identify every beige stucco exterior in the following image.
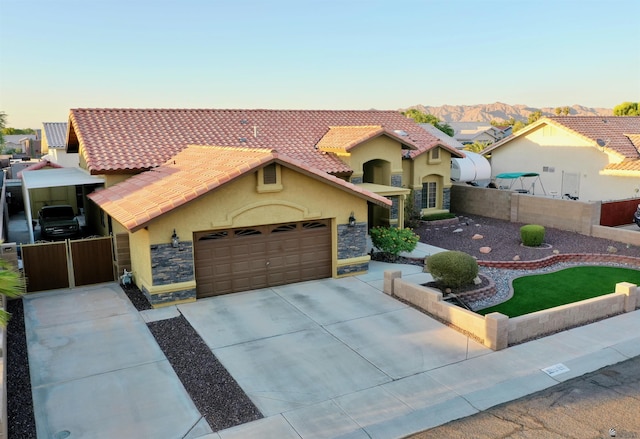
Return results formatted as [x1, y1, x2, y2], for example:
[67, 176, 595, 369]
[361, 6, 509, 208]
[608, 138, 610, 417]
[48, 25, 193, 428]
[404, 147, 456, 215]
[489, 124, 640, 202]
[345, 136, 405, 184]
[115, 165, 373, 302]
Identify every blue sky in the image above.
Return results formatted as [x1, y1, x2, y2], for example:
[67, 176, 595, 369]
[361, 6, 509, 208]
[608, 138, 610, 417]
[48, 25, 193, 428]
[1, 0, 639, 128]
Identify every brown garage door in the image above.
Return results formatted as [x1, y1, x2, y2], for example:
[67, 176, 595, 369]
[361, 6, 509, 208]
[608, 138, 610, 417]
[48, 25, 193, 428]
[194, 220, 331, 298]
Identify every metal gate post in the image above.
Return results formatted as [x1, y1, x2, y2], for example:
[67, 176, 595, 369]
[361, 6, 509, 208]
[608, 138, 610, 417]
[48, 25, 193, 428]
[66, 239, 76, 288]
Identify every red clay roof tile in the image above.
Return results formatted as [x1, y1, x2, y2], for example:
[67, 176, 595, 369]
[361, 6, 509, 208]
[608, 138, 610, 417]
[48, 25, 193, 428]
[68, 109, 445, 174]
[88, 145, 391, 231]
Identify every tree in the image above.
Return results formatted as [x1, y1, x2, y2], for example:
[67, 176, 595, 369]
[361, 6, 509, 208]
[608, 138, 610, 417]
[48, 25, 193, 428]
[613, 102, 640, 116]
[463, 141, 490, 153]
[490, 117, 516, 127]
[527, 110, 543, 124]
[554, 107, 562, 115]
[0, 256, 25, 327]
[435, 121, 454, 137]
[402, 109, 438, 124]
[512, 120, 526, 133]
[402, 109, 454, 136]
[0, 111, 6, 148]
[1, 127, 35, 135]
[562, 106, 571, 115]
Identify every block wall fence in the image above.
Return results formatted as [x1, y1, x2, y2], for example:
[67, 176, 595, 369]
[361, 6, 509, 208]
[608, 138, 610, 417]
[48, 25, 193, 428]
[384, 271, 639, 351]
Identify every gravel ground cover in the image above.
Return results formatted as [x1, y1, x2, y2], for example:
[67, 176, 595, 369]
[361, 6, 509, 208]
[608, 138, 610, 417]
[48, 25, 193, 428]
[414, 214, 640, 262]
[147, 316, 262, 431]
[414, 214, 640, 309]
[6, 215, 639, 436]
[6, 298, 36, 439]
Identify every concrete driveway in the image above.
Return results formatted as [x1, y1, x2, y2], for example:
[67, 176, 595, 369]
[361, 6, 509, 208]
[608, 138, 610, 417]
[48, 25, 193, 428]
[23, 259, 640, 438]
[178, 275, 491, 418]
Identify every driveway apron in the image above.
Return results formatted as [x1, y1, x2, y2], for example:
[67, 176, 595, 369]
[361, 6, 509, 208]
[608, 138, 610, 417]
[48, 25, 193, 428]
[24, 283, 211, 439]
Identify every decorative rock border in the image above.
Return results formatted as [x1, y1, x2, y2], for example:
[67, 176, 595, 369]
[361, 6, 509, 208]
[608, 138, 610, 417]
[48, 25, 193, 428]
[400, 253, 640, 304]
[419, 217, 459, 227]
[477, 253, 640, 270]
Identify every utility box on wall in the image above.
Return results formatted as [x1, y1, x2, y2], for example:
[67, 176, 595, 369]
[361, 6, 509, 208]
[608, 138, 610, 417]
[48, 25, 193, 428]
[1, 243, 18, 269]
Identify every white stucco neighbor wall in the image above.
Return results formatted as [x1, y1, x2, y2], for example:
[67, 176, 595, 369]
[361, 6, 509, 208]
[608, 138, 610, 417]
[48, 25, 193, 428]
[49, 150, 80, 168]
[489, 125, 636, 202]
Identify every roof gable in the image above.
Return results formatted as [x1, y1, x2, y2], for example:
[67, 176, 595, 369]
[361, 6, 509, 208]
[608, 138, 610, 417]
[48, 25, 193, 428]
[316, 126, 418, 154]
[43, 122, 68, 148]
[68, 108, 445, 175]
[483, 116, 640, 158]
[88, 146, 391, 231]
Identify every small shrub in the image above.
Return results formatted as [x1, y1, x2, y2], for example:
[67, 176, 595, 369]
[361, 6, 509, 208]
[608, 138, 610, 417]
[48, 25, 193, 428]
[421, 212, 457, 221]
[404, 190, 422, 229]
[370, 227, 419, 259]
[426, 250, 478, 288]
[520, 224, 545, 247]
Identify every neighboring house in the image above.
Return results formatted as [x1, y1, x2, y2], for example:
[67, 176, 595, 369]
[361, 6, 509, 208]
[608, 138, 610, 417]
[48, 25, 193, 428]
[2, 134, 38, 154]
[66, 108, 463, 306]
[482, 116, 640, 201]
[448, 122, 507, 146]
[419, 123, 492, 185]
[42, 122, 79, 167]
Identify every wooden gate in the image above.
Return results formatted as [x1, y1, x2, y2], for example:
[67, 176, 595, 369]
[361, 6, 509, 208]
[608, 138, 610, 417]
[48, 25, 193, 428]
[21, 236, 115, 293]
[22, 241, 69, 292]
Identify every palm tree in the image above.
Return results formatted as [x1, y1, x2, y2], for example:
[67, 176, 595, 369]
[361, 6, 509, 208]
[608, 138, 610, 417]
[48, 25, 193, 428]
[0, 256, 25, 327]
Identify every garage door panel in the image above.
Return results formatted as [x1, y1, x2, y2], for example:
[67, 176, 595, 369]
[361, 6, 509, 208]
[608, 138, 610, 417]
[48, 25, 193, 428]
[195, 219, 331, 298]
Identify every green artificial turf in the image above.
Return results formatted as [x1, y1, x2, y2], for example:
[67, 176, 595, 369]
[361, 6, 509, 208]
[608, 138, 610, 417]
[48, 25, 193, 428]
[477, 266, 640, 318]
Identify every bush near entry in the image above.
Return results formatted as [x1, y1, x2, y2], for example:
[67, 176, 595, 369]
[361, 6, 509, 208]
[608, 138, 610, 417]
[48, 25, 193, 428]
[370, 227, 419, 259]
[520, 224, 545, 247]
[426, 250, 478, 288]
[420, 212, 457, 221]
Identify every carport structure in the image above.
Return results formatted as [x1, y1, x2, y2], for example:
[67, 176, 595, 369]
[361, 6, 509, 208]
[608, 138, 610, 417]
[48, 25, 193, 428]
[20, 167, 104, 243]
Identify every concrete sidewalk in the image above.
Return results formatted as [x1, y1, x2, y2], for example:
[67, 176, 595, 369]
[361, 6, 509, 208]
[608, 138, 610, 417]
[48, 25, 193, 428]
[22, 255, 640, 438]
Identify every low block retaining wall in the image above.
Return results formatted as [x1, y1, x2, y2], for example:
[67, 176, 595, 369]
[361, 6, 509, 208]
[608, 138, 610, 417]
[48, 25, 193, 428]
[477, 253, 640, 270]
[385, 271, 638, 351]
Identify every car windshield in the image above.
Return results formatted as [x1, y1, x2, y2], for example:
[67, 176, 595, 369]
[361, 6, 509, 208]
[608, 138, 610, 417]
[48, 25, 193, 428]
[41, 206, 75, 220]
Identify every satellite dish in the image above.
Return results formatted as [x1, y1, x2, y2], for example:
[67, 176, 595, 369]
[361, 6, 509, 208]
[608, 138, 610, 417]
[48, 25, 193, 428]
[596, 138, 610, 147]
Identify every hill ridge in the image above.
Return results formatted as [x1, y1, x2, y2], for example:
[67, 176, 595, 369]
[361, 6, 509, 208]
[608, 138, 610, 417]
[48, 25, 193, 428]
[403, 102, 612, 123]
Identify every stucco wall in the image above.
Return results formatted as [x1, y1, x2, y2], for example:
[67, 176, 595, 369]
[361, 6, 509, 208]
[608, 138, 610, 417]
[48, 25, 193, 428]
[409, 149, 453, 189]
[145, 166, 368, 245]
[123, 166, 373, 302]
[49, 150, 80, 168]
[129, 227, 152, 289]
[347, 136, 404, 182]
[489, 124, 635, 202]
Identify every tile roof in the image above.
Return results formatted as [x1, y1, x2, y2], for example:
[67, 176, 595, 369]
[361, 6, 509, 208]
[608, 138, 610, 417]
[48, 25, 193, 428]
[603, 160, 640, 173]
[68, 109, 447, 175]
[16, 160, 64, 178]
[547, 116, 640, 159]
[316, 126, 418, 154]
[484, 116, 640, 159]
[88, 145, 391, 231]
[418, 123, 466, 150]
[42, 122, 68, 148]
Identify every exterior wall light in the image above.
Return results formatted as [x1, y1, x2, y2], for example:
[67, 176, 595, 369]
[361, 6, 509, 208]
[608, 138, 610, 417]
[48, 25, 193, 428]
[171, 229, 180, 248]
[348, 212, 356, 227]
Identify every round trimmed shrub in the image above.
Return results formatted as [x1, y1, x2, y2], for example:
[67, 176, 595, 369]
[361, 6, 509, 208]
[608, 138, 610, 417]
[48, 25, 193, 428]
[425, 250, 478, 288]
[520, 224, 545, 247]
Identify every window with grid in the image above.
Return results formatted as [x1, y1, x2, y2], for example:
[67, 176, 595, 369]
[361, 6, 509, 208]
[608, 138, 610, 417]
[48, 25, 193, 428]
[422, 182, 437, 208]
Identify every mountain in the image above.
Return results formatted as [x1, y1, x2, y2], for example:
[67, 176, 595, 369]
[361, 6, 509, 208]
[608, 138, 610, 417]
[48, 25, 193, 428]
[404, 102, 613, 123]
